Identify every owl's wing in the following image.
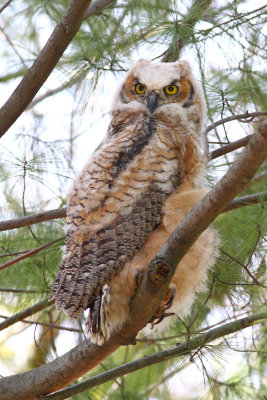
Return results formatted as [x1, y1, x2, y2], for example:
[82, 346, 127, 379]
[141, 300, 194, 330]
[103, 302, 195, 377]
[50, 113, 179, 318]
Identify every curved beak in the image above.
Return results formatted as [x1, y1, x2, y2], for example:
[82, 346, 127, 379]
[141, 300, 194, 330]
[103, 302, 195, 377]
[147, 91, 159, 113]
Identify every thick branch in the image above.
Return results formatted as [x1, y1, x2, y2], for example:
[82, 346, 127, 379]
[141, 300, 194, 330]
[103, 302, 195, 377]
[0, 0, 92, 138]
[0, 124, 266, 400]
[41, 309, 267, 400]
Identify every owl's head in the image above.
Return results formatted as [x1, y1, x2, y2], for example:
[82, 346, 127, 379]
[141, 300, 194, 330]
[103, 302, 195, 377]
[112, 59, 206, 130]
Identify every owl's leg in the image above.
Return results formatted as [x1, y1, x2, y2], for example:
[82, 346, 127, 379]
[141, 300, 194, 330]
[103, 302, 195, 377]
[85, 284, 111, 346]
[149, 287, 176, 327]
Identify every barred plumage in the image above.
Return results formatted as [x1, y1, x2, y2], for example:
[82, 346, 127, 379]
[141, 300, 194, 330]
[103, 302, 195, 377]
[50, 59, 219, 345]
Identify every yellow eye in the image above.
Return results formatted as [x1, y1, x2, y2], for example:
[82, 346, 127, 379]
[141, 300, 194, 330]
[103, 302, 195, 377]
[135, 83, 146, 94]
[164, 85, 179, 95]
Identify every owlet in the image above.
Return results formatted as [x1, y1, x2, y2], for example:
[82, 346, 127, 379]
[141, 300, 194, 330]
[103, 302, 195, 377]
[50, 59, 219, 345]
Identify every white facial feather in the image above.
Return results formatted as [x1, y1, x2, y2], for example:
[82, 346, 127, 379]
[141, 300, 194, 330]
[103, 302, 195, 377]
[132, 59, 188, 89]
[111, 59, 205, 118]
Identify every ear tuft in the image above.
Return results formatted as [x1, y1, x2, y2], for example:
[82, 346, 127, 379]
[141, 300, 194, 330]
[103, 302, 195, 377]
[134, 58, 151, 67]
[175, 60, 192, 75]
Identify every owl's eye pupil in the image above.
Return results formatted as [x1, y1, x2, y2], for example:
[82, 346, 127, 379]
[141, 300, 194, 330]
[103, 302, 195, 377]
[165, 85, 179, 95]
[135, 83, 146, 94]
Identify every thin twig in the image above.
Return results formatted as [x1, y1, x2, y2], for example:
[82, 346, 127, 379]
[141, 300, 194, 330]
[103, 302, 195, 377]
[0, 287, 42, 293]
[220, 249, 266, 288]
[0, 249, 33, 258]
[0, 299, 54, 332]
[0, 314, 81, 333]
[205, 111, 267, 135]
[0, 237, 64, 271]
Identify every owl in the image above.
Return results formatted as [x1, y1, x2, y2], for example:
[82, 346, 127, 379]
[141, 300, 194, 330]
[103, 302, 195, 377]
[50, 59, 219, 345]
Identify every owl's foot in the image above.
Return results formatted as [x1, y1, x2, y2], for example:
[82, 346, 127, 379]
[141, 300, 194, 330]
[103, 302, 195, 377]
[149, 287, 176, 328]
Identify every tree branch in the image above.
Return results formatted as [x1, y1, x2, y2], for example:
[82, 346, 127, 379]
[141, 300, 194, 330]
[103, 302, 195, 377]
[0, 0, 13, 14]
[0, 0, 92, 138]
[224, 191, 267, 212]
[84, 0, 115, 19]
[209, 135, 251, 160]
[0, 237, 64, 271]
[1, 120, 266, 233]
[0, 299, 54, 332]
[0, 123, 266, 400]
[205, 111, 267, 135]
[161, 0, 213, 62]
[0, 314, 81, 334]
[40, 309, 267, 400]
[0, 207, 66, 232]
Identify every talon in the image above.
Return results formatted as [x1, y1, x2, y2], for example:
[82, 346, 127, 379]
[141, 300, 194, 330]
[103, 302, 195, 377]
[162, 287, 176, 311]
[148, 287, 176, 327]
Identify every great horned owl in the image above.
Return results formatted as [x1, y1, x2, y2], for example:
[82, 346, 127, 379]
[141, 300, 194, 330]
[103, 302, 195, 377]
[50, 59, 219, 345]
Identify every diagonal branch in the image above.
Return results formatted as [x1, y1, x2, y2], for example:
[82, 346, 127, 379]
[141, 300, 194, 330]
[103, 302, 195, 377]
[209, 135, 251, 160]
[0, 299, 54, 332]
[0, 123, 266, 400]
[41, 309, 267, 400]
[0, 237, 64, 271]
[0, 0, 92, 138]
